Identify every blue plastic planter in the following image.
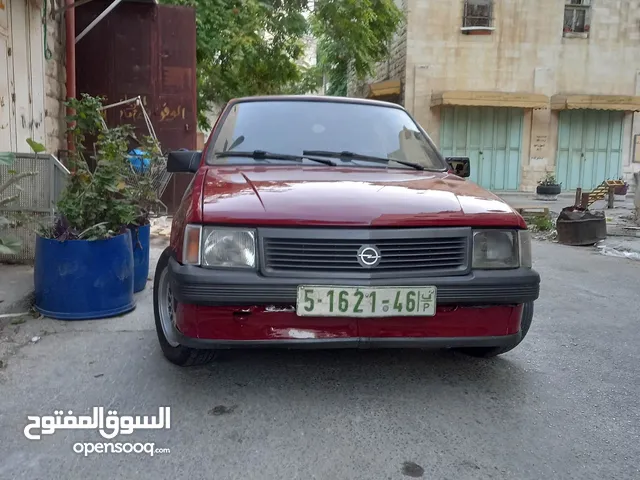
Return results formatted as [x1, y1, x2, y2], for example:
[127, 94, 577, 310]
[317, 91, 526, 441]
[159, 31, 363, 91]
[130, 224, 151, 293]
[34, 231, 136, 320]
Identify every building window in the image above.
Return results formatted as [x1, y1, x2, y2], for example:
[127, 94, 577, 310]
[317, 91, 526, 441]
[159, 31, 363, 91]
[564, 0, 591, 36]
[462, 0, 493, 28]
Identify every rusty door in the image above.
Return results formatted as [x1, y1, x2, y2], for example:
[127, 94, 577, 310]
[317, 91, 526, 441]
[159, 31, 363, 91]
[75, 1, 197, 213]
[154, 5, 197, 213]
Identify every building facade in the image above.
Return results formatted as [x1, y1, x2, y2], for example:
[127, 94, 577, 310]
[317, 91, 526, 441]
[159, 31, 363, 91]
[1, 0, 66, 155]
[349, 0, 640, 192]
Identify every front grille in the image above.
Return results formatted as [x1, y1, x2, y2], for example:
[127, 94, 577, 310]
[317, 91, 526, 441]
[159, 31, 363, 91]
[261, 229, 470, 277]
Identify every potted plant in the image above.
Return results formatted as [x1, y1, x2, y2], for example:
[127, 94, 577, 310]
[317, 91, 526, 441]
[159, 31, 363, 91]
[613, 177, 629, 196]
[125, 135, 164, 293]
[33, 94, 138, 320]
[536, 172, 562, 196]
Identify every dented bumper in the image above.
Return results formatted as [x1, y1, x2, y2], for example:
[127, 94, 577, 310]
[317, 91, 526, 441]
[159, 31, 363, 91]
[167, 256, 538, 347]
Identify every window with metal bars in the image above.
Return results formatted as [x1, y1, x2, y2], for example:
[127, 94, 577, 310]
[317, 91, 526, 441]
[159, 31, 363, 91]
[462, 0, 493, 28]
[564, 0, 591, 35]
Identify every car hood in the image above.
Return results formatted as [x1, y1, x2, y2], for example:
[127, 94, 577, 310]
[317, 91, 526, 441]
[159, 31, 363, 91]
[200, 166, 524, 228]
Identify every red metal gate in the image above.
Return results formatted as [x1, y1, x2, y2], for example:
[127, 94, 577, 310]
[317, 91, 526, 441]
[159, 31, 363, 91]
[75, 0, 197, 213]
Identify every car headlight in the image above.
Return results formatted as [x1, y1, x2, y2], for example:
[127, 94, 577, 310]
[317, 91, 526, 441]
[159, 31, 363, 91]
[472, 229, 522, 269]
[183, 225, 256, 268]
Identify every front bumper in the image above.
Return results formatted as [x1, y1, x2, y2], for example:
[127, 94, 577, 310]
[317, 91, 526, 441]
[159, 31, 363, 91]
[166, 258, 538, 347]
[172, 302, 527, 348]
[168, 257, 540, 306]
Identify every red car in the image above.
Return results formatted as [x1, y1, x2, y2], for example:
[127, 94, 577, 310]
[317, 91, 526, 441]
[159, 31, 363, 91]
[153, 95, 540, 366]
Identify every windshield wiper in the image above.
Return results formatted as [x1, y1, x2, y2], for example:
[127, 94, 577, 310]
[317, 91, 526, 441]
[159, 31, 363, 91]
[303, 150, 425, 171]
[214, 150, 336, 166]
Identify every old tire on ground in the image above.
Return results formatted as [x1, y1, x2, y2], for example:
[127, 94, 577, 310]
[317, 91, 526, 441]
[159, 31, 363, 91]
[153, 247, 217, 367]
[536, 184, 561, 195]
[457, 301, 534, 358]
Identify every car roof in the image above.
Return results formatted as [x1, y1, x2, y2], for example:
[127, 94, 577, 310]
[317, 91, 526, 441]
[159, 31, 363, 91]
[227, 95, 406, 110]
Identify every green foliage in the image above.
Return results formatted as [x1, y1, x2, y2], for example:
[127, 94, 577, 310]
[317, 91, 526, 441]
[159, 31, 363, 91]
[43, 94, 137, 241]
[161, 0, 403, 128]
[128, 135, 165, 226]
[26, 138, 46, 154]
[530, 215, 554, 232]
[538, 172, 561, 186]
[313, 0, 404, 96]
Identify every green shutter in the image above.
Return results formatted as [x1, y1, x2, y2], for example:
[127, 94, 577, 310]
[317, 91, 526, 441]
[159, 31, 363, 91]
[440, 107, 523, 191]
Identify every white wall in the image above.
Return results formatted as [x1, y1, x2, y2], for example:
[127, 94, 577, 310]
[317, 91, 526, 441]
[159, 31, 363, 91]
[0, 0, 65, 154]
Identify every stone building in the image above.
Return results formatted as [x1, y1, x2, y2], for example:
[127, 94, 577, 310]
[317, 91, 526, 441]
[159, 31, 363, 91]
[1, 0, 66, 155]
[349, 0, 640, 192]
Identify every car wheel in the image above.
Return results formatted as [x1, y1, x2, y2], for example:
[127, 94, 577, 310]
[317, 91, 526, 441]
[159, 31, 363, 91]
[153, 247, 217, 367]
[457, 301, 534, 359]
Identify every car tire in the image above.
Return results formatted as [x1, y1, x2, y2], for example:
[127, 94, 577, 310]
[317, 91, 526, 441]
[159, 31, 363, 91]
[457, 301, 534, 359]
[153, 247, 217, 367]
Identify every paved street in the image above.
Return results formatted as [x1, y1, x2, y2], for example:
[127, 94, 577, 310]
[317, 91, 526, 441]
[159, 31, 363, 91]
[0, 240, 639, 480]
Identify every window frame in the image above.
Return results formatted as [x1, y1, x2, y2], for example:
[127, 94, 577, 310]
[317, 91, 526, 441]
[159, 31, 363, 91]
[563, 0, 591, 37]
[461, 0, 494, 29]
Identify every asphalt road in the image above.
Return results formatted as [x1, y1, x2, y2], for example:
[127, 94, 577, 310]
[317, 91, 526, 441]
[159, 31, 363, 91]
[0, 240, 639, 480]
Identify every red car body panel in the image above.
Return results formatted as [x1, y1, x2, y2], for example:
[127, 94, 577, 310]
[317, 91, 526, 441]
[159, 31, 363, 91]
[175, 304, 523, 341]
[198, 166, 526, 228]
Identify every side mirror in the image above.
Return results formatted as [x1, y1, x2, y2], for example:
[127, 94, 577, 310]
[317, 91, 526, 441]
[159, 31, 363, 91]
[446, 156, 470, 178]
[167, 150, 201, 173]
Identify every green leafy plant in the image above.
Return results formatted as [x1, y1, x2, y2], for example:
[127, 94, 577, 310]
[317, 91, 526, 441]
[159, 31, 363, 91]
[126, 134, 165, 226]
[40, 94, 137, 241]
[530, 215, 554, 232]
[26, 138, 46, 154]
[538, 172, 561, 187]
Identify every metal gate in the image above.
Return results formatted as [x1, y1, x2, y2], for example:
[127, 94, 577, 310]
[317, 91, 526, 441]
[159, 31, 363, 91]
[440, 106, 524, 191]
[0, 153, 69, 263]
[75, 0, 197, 214]
[556, 110, 624, 191]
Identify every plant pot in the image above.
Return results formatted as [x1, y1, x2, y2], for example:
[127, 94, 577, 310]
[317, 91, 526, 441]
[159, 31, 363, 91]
[536, 184, 561, 195]
[613, 184, 628, 196]
[34, 231, 136, 320]
[130, 223, 151, 293]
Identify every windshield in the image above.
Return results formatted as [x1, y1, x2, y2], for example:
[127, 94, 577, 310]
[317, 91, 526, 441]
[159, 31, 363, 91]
[206, 100, 447, 170]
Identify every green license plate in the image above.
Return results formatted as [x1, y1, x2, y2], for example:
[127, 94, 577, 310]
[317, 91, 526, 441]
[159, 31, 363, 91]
[296, 286, 437, 318]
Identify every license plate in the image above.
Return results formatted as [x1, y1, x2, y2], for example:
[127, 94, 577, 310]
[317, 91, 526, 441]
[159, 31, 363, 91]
[296, 286, 437, 318]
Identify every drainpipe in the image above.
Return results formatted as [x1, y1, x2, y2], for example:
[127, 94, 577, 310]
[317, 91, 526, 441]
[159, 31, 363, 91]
[65, 0, 76, 152]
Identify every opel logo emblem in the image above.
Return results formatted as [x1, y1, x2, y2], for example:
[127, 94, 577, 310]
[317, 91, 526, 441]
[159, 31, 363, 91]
[357, 245, 381, 268]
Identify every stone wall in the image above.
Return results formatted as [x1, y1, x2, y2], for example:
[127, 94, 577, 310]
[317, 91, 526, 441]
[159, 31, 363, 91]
[347, 0, 408, 100]
[43, 10, 66, 155]
[403, 0, 640, 191]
